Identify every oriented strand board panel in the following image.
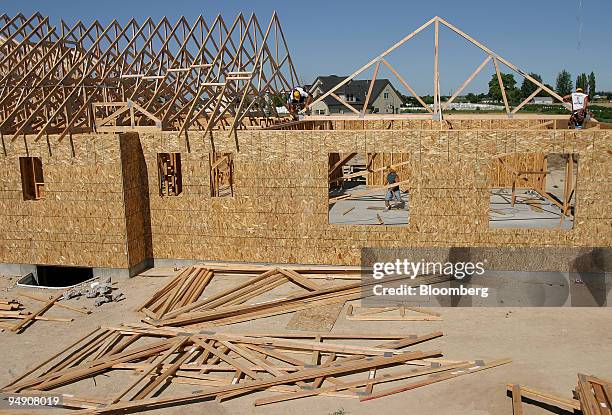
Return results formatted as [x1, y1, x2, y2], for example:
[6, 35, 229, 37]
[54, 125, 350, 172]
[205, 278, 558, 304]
[0, 127, 611, 270]
[0, 134, 130, 269]
[119, 133, 153, 270]
[136, 129, 612, 266]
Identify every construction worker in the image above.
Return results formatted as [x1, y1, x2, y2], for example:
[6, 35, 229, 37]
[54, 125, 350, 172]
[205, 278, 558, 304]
[384, 167, 403, 211]
[285, 86, 312, 118]
[563, 87, 589, 129]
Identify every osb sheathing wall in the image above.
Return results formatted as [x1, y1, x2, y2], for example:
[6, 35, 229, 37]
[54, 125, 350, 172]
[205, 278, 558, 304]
[0, 134, 130, 269]
[0, 128, 610, 269]
[119, 133, 153, 270]
[138, 128, 612, 266]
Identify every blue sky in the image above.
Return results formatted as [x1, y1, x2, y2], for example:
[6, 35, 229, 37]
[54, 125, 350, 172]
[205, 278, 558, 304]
[5, 0, 611, 95]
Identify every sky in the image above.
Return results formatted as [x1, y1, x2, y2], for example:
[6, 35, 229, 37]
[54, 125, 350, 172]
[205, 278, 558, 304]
[4, 0, 612, 96]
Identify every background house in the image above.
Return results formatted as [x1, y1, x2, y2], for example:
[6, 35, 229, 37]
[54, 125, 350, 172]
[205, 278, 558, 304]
[309, 75, 404, 115]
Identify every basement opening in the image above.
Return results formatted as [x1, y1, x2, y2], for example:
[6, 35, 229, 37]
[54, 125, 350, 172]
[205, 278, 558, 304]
[17, 265, 95, 289]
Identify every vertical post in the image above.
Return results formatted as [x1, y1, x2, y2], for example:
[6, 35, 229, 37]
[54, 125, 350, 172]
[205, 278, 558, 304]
[493, 58, 510, 115]
[361, 61, 381, 117]
[433, 18, 440, 120]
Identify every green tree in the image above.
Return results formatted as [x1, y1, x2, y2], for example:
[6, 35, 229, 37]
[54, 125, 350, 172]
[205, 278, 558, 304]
[520, 73, 543, 100]
[575, 73, 588, 92]
[271, 93, 287, 107]
[556, 70, 573, 95]
[465, 92, 478, 103]
[488, 73, 517, 103]
[588, 72, 596, 98]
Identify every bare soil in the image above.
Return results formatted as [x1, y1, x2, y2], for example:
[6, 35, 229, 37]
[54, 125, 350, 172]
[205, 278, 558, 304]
[0, 271, 610, 415]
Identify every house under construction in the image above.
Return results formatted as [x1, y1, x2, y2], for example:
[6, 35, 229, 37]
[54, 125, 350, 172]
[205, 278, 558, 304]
[1, 13, 610, 279]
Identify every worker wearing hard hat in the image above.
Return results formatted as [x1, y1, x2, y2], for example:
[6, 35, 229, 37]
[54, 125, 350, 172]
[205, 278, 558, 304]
[563, 87, 590, 129]
[285, 86, 313, 118]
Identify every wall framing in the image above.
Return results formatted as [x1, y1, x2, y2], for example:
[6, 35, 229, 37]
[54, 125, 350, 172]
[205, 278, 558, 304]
[3, 125, 608, 273]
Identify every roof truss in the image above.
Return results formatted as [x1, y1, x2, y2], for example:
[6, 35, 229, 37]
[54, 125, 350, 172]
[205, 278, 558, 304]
[306, 16, 571, 119]
[0, 12, 298, 140]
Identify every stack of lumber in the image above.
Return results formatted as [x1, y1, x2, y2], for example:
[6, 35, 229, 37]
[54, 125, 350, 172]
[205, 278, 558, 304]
[1, 324, 510, 413]
[576, 374, 611, 415]
[508, 374, 610, 415]
[0, 293, 90, 333]
[138, 265, 450, 328]
[0, 298, 21, 311]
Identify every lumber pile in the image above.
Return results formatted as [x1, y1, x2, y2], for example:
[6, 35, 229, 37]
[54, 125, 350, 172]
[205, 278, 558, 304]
[576, 374, 611, 415]
[1, 325, 510, 413]
[0, 293, 90, 333]
[0, 298, 21, 311]
[138, 265, 450, 328]
[508, 374, 611, 414]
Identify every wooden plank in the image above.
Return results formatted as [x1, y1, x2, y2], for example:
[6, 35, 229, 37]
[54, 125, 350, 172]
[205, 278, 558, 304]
[330, 92, 360, 115]
[579, 373, 602, 415]
[382, 59, 433, 114]
[360, 358, 512, 401]
[2, 327, 100, 389]
[505, 384, 580, 412]
[512, 86, 543, 114]
[443, 55, 492, 110]
[493, 57, 510, 115]
[110, 337, 189, 403]
[10, 292, 62, 332]
[254, 360, 473, 406]
[69, 349, 440, 414]
[278, 269, 322, 291]
[512, 384, 523, 415]
[361, 61, 380, 117]
[433, 18, 440, 116]
[18, 292, 91, 314]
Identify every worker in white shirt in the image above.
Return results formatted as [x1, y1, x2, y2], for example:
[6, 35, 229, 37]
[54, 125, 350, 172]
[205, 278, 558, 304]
[563, 87, 589, 129]
[285, 86, 312, 119]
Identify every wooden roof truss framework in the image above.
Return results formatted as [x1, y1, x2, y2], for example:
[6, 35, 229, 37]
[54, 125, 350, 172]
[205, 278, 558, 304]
[0, 12, 298, 146]
[305, 16, 571, 120]
[1, 324, 510, 412]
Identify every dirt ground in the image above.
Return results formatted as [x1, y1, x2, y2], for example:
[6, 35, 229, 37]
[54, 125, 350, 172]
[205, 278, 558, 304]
[1, 270, 611, 415]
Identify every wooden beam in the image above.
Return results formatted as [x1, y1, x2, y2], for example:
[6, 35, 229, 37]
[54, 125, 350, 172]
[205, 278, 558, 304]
[361, 61, 380, 117]
[329, 92, 360, 115]
[512, 86, 542, 114]
[493, 57, 510, 115]
[443, 55, 492, 110]
[505, 384, 580, 412]
[511, 384, 523, 415]
[10, 292, 62, 332]
[381, 59, 433, 114]
[304, 16, 436, 112]
[433, 18, 440, 117]
[437, 16, 571, 111]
